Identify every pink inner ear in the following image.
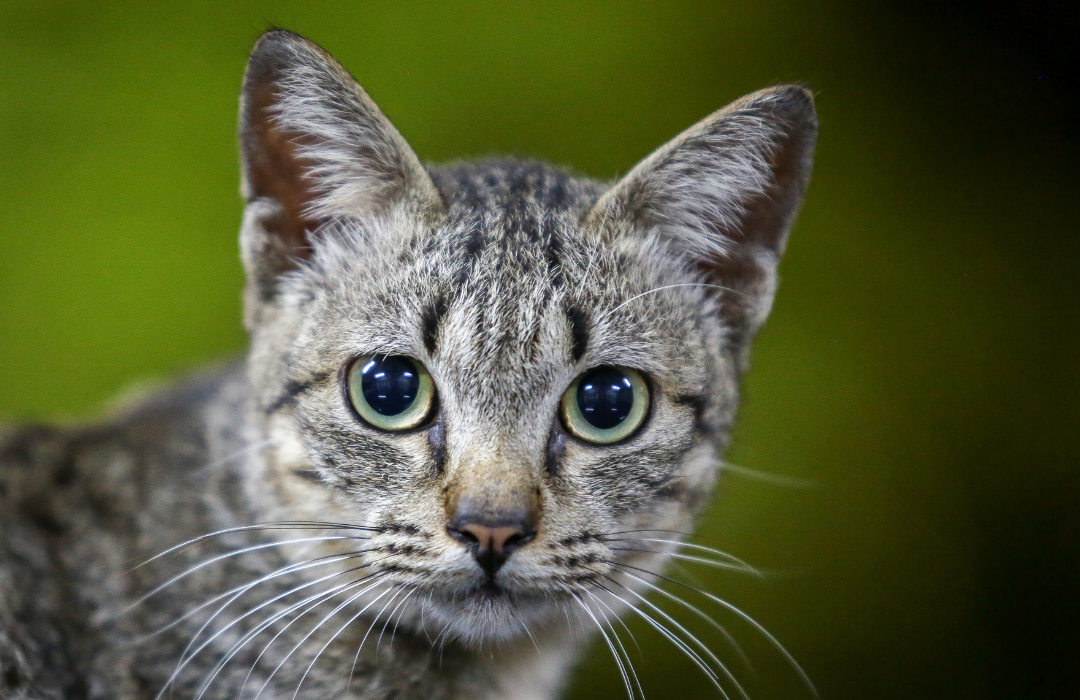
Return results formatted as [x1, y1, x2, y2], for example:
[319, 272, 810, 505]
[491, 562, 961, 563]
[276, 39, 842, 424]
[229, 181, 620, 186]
[244, 79, 323, 272]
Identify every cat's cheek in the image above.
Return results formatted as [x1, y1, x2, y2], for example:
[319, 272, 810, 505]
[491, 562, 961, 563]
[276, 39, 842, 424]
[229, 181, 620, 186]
[265, 412, 310, 470]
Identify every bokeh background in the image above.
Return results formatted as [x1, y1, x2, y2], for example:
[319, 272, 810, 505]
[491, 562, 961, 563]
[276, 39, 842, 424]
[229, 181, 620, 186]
[2, 2, 1078, 698]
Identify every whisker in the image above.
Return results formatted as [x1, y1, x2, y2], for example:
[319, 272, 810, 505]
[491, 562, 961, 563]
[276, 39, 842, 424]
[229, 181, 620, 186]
[428, 621, 454, 675]
[610, 564, 751, 671]
[247, 575, 394, 700]
[164, 560, 390, 700]
[293, 581, 396, 700]
[592, 578, 729, 700]
[591, 528, 694, 539]
[130, 521, 383, 572]
[292, 584, 410, 700]
[159, 550, 370, 669]
[231, 580, 380, 700]
[573, 592, 637, 700]
[584, 589, 645, 700]
[602, 574, 748, 700]
[128, 536, 365, 611]
[239, 574, 388, 698]
[192, 439, 273, 478]
[160, 567, 366, 699]
[181, 578, 363, 700]
[562, 599, 579, 645]
[136, 552, 358, 641]
[342, 585, 408, 695]
[231, 561, 396, 697]
[516, 615, 542, 657]
[386, 588, 414, 652]
[612, 562, 818, 697]
[605, 283, 745, 317]
[603, 539, 764, 578]
[585, 586, 642, 656]
[375, 588, 415, 655]
[606, 547, 762, 577]
[174, 550, 378, 673]
[722, 461, 819, 489]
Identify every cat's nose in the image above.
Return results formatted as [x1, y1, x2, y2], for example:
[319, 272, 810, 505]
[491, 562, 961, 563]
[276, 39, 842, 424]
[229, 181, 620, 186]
[447, 515, 537, 578]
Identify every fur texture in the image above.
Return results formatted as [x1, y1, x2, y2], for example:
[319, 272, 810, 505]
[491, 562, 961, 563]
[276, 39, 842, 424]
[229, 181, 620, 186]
[0, 30, 815, 700]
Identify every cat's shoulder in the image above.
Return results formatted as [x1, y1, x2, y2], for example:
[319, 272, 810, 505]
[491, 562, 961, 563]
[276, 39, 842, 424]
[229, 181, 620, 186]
[0, 360, 245, 501]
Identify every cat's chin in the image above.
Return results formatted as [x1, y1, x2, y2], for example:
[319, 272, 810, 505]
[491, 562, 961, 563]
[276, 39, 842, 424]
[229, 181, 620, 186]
[416, 585, 565, 647]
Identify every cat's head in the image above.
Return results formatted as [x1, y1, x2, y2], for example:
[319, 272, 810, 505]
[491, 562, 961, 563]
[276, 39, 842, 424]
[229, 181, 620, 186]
[236, 31, 815, 645]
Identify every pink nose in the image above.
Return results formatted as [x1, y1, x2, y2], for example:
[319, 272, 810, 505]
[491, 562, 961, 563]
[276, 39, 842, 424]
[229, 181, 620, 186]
[447, 518, 536, 578]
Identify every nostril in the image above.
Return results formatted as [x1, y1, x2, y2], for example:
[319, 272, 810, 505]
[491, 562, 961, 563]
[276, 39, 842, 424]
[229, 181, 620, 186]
[447, 525, 480, 547]
[502, 530, 536, 554]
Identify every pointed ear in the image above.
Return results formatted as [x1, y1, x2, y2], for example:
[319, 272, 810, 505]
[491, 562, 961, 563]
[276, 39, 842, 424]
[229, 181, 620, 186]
[239, 30, 442, 300]
[590, 86, 817, 362]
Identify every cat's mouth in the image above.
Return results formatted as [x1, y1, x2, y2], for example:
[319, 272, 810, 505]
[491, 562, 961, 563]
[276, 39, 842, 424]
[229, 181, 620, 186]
[475, 579, 510, 597]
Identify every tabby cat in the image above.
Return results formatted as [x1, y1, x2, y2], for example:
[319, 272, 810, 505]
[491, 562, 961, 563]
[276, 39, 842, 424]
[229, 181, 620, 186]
[0, 30, 816, 700]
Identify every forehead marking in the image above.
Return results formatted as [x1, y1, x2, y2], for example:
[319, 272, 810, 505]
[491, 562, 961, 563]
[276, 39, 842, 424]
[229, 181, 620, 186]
[566, 305, 590, 363]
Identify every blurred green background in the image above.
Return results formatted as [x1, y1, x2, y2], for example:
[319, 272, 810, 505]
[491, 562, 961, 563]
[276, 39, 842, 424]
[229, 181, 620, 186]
[2, 1, 1078, 698]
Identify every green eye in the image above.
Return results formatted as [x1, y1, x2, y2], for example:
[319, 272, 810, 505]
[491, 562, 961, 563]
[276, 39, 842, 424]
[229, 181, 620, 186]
[560, 367, 649, 444]
[347, 355, 436, 431]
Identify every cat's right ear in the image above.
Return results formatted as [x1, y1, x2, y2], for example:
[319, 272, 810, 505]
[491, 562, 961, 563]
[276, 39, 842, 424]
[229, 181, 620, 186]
[587, 86, 816, 367]
[239, 30, 442, 302]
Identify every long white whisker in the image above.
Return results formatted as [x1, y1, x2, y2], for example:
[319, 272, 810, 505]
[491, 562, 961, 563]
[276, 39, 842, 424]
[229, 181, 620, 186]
[573, 593, 637, 700]
[192, 574, 383, 700]
[603, 575, 748, 700]
[240, 574, 389, 698]
[291, 581, 394, 700]
[292, 584, 410, 700]
[386, 588, 414, 652]
[428, 621, 453, 675]
[233, 563, 393, 692]
[584, 589, 645, 700]
[137, 551, 361, 641]
[607, 547, 763, 578]
[615, 562, 818, 697]
[606, 283, 744, 317]
[192, 439, 273, 478]
[722, 461, 819, 489]
[252, 577, 395, 700]
[596, 580, 728, 700]
[129, 536, 363, 610]
[611, 565, 751, 670]
[515, 615, 542, 656]
[604, 537, 761, 575]
[375, 588, 415, 655]
[130, 521, 381, 572]
[159, 567, 361, 699]
[343, 585, 408, 693]
[171, 551, 371, 673]
[167, 563, 385, 700]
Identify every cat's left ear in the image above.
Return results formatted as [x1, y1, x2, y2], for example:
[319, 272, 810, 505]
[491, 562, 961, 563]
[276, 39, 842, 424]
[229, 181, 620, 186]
[590, 86, 817, 363]
[239, 30, 442, 302]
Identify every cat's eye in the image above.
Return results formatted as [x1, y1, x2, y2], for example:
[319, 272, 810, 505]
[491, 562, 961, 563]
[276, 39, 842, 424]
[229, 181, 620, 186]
[347, 355, 436, 431]
[560, 367, 649, 444]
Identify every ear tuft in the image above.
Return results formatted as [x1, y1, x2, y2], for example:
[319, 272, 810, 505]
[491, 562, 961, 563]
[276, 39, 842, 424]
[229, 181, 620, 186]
[239, 30, 441, 302]
[591, 85, 817, 362]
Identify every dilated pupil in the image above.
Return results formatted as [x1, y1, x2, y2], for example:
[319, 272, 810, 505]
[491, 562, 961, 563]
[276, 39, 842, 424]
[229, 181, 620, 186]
[577, 367, 634, 430]
[360, 356, 419, 416]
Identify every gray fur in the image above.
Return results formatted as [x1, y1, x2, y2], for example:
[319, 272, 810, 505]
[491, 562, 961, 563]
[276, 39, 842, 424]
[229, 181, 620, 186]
[0, 30, 815, 700]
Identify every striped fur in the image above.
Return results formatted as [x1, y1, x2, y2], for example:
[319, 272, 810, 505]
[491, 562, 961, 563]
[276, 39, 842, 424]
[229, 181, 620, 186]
[0, 29, 815, 700]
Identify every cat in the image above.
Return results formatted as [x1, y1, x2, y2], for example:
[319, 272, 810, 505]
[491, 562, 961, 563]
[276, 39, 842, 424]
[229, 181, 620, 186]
[0, 29, 816, 700]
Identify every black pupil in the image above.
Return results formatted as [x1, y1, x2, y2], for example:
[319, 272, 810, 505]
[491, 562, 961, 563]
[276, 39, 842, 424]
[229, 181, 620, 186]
[359, 356, 420, 416]
[577, 367, 635, 430]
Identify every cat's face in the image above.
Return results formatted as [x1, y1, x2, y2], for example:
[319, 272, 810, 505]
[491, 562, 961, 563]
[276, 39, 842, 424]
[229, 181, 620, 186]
[236, 32, 815, 645]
